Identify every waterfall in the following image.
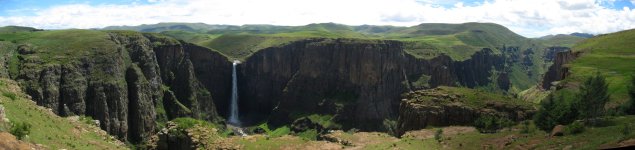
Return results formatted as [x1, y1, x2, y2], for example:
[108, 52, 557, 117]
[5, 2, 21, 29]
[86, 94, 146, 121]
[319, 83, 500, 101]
[228, 60, 241, 126]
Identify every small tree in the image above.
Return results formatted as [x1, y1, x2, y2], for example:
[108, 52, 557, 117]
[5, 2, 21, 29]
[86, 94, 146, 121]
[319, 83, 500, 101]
[10, 122, 31, 140]
[434, 128, 443, 142]
[534, 94, 556, 131]
[533, 93, 578, 131]
[576, 73, 610, 126]
[626, 75, 635, 115]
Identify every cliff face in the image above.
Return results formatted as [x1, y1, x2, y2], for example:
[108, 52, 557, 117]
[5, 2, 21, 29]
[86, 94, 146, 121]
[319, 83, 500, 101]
[541, 51, 577, 90]
[403, 48, 506, 90]
[240, 39, 406, 130]
[10, 32, 230, 143]
[396, 87, 534, 135]
[238, 39, 509, 130]
[7, 31, 515, 141]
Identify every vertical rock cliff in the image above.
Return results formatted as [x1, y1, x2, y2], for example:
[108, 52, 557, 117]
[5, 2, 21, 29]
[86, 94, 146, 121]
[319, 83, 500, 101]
[8, 31, 230, 143]
[541, 51, 577, 90]
[238, 38, 509, 131]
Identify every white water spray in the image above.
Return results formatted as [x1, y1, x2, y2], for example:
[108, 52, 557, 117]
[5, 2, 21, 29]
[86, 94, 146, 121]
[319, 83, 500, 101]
[228, 60, 241, 126]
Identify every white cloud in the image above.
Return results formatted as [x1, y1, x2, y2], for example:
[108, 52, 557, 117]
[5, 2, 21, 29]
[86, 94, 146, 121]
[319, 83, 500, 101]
[0, 0, 634, 37]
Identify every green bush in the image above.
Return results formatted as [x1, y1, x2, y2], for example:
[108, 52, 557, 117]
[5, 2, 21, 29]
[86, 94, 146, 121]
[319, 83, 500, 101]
[520, 121, 531, 134]
[622, 123, 632, 140]
[297, 129, 318, 141]
[382, 119, 397, 136]
[257, 123, 291, 138]
[565, 121, 585, 135]
[2, 92, 16, 100]
[269, 126, 291, 138]
[474, 115, 513, 133]
[575, 73, 609, 126]
[171, 117, 215, 130]
[434, 128, 443, 142]
[79, 115, 96, 126]
[533, 93, 578, 132]
[10, 122, 31, 140]
[624, 76, 635, 115]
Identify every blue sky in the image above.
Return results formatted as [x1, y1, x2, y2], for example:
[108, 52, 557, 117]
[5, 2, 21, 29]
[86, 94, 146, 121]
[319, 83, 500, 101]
[1, 0, 635, 37]
[0, 0, 152, 16]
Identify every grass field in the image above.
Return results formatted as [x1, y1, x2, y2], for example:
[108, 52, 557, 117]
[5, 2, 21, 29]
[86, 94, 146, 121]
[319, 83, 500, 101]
[556, 29, 635, 106]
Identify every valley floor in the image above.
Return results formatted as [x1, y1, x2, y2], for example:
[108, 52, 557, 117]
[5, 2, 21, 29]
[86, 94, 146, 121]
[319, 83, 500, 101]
[177, 116, 635, 150]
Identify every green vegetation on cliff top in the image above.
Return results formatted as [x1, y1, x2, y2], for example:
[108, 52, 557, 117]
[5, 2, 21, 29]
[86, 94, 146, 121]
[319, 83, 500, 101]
[150, 22, 547, 91]
[406, 86, 534, 109]
[110, 22, 538, 61]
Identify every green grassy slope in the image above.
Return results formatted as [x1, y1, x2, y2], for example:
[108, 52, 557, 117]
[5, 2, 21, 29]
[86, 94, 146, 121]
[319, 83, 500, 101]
[409, 86, 534, 109]
[103, 22, 234, 33]
[420, 116, 635, 149]
[557, 29, 635, 106]
[537, 34, 587, 47]
[0, 26, 40, 33]
[0, 79, 125, 149]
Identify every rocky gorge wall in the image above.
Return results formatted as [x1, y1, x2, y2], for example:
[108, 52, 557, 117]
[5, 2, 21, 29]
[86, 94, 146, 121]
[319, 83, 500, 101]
[5, 33, 515, 142]
[237, 38, 509, 131]
[8, 32, 231, 143]
[541, 50, 578, 90]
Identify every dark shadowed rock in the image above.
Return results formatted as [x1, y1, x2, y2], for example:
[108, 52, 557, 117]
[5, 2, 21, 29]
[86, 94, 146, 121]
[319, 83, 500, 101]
[550, 125, 565, 137]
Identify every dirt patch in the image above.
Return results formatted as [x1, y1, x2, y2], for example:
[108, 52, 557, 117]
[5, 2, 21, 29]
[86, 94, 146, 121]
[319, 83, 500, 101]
[0, 132, 40, 150]
[283, 141, 343, 150]
[322, 131, 399, 150]
[402, 126, 477, 140]
[599, 138, 635, 149]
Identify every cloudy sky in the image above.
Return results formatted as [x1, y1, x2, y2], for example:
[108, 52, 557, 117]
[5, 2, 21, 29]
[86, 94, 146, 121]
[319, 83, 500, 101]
[1, 0, 635, 37]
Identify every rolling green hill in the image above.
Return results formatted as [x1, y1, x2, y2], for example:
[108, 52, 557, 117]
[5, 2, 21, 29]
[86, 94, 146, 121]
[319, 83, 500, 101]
[537, 34, 587, 47]
[105, 22, 548, 91]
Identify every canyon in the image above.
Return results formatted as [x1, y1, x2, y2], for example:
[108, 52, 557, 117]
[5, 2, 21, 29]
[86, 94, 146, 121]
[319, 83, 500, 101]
[0, 23, 560, 147]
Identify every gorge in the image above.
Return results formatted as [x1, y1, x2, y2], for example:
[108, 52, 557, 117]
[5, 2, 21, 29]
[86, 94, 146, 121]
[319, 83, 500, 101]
[2, 22, 632, 149]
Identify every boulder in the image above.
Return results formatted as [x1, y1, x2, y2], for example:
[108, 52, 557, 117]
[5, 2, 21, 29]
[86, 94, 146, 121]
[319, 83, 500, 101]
[550, 125, 565, 137]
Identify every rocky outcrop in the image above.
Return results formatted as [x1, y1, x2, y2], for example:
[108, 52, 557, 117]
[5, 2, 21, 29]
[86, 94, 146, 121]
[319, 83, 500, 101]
[544, 47, 570, 61]
[9, 32, 230, 142]
[396, 87, 534, 136]
[541, 51, 578, 90]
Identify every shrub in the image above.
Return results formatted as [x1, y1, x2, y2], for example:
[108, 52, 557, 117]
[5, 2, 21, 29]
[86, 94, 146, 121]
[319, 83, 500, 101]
[575, 73, 609, 126]
[622, 123, 632, 140]
[346, 128, 359, 134]
[474, 115, 513, 133]
[2, 92, 16, 100]
[10, 122, 31, 140]
[297, 129, 318, 141]
[269, 126, 291, 138]
[434, 128, 443, 142]
[171, 117, 215, 130]
[79, 115, 96, 126]
[624, 76, 635, 115]
[520, 121, 531, 134]
[382, 119, 397, 136]
[533, 93, 578, 132]
[565, 121, 585, 135]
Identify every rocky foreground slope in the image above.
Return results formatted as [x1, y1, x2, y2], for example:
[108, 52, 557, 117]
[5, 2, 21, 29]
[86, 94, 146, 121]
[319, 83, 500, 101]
[396, 87, 534, 135]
